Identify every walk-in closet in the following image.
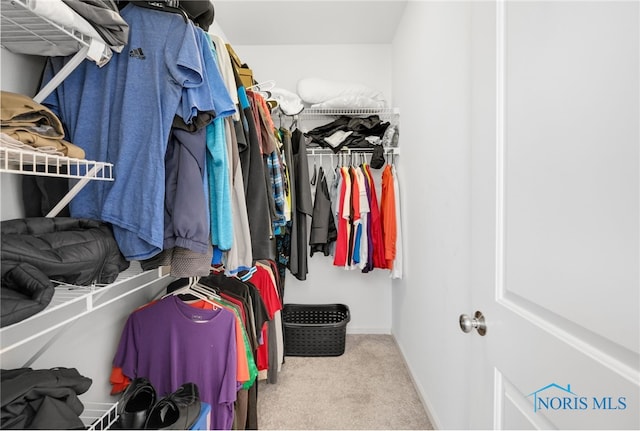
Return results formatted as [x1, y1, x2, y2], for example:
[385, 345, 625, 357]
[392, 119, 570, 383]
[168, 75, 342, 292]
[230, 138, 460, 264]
[1, 1, 638, 430]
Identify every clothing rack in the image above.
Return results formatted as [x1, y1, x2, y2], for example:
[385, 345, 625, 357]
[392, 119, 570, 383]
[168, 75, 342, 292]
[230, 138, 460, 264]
[277, 107, 400, 134]
[306, 147, 400, 156]
[299, 107, 399, 120]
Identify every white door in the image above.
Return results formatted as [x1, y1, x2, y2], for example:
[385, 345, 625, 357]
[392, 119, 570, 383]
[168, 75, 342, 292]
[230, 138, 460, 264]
[467, 1, 639, 429]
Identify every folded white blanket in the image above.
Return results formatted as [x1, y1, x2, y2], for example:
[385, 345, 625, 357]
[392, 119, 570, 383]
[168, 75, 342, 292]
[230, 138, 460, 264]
[297, 77, 386, 107]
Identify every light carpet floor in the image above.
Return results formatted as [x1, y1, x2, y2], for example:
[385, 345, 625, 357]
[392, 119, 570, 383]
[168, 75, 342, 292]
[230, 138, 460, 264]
[256, 334, 433, 430]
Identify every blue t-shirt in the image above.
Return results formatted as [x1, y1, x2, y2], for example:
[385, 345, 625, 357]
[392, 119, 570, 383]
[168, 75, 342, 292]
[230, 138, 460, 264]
[43, 5, 204, 259]
[177, 28, 236, 124]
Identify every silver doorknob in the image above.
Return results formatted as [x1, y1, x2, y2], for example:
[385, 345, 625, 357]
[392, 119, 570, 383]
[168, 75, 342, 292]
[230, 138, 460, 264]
[459, 311, 487, 336]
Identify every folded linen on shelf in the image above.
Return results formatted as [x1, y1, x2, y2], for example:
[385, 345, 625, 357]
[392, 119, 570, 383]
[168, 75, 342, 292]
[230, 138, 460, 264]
[297, 77, 387, 109]
[0, 91, 85, 159]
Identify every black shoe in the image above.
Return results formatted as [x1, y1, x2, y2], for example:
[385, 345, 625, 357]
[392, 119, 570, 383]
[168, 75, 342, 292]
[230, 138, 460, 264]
[144, 382, 201, 430]
[116, 377, 157, 429]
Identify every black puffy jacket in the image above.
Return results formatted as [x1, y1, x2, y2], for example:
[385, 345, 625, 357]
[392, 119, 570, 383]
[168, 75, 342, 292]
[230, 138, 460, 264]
[1, 217, 129, 327]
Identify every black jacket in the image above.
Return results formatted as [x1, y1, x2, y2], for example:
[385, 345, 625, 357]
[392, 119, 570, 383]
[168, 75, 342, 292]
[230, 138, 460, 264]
[1, 367, 92, 429]
[1, 217, 129, 327]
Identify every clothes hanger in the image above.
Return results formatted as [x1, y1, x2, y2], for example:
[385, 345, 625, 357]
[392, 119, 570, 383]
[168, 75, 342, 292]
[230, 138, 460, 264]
[191, 282, 222, 301]
[193, 279, 223, 299]
[131, 1, 188, 22]
[162, 277, 220, 309]
[247, 80, 276, 93]
[386, 149, 395, 166]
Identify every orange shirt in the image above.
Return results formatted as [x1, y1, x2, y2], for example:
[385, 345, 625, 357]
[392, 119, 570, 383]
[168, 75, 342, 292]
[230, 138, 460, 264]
[380, 165, 397, 269]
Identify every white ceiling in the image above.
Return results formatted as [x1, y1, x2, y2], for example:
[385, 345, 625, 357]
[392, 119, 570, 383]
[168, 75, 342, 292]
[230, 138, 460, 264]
[213, 0, 408, 45]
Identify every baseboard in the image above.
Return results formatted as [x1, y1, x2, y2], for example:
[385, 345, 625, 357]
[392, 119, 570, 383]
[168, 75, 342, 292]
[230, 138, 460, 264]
[390, 332, 442, 430]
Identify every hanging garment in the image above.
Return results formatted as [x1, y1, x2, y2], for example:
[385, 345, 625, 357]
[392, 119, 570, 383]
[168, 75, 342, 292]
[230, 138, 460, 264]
[278, 129, 295, 283]
[220, 117, 253, 273]
[380, 164, 397, 269]
[290, 129, 313, 279]
[267, 147, 287, 235]
[361, 164, 374, 272]
[236, 87, 274, 261]
[164, 127, 209, 254]
[356, 165, 370, 269]
[247, 93, 278, 232]
[348, 166, 361, 268]
[333, 167, 350, 268]
[207, 117, 233, 250]
[391, 165, 404, 279]
[329, 166, 340, 256]
[42, 5, 208, 260]
[363, 164, 387, 270]
[309, 167, 337, 256]
[200, 272, 270, 353]
[197, 30, 236, 252]
[209, 35, 240, 120]
[113, 295, 238, 430]
[256, 260, 285, 373]
[244, 265, 283, 384]
[206, 38, 251, 272]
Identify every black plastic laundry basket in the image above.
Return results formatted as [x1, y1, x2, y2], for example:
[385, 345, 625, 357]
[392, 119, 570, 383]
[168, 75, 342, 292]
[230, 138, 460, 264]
[282, 303, 350, 357]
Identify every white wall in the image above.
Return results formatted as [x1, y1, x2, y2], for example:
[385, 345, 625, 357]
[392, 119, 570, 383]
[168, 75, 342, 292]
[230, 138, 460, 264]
[231, 44, 393, 106]
[231, 43, 395, 333]
[0, 48, 45, 220]
[391, 2, 472, 429]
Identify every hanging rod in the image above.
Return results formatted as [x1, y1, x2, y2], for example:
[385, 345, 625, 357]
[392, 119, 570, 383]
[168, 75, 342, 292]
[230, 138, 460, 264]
[306, 147, 400, 156]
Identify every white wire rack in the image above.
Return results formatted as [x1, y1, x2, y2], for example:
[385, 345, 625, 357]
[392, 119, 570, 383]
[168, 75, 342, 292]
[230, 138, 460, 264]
[82, 402, 119, 431]
[307, 146, 400, 156]
[296, 108, 400, 155]
[0, 262, 166, 358]
[298, 107, 399, 119]
[0, 0, 112, 102]
[0, 146, 113, 180]
[0, 146, 114, 216]
[0, 0, 109, 58]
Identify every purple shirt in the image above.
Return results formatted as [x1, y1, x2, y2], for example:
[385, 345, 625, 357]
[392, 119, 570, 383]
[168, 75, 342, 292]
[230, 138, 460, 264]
[113, 296, 237, 430]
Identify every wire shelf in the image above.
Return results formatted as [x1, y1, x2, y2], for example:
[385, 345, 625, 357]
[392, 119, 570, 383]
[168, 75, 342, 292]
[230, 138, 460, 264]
[295, 108, 399, 126]
[0, 262, 167, 356]
[0, 0, 111, 65]
[82, 402, 119, 430]
[299, 107, 399, 117]
[0, 146, 114, 180]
